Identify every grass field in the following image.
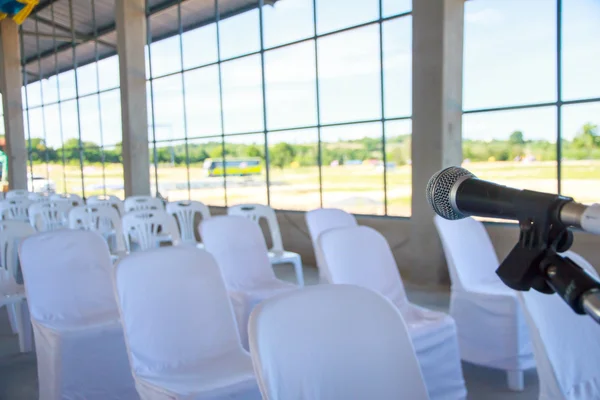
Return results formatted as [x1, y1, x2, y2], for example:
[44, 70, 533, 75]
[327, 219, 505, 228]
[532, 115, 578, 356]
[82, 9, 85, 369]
[30, 160, 600, 216]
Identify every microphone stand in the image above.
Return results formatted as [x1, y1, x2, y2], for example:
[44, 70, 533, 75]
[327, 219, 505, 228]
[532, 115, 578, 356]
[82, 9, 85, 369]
[495, 195, 600, 324]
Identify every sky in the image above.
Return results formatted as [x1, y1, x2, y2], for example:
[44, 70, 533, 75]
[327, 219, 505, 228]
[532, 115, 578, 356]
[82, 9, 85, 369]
[12, 0, 600, 150]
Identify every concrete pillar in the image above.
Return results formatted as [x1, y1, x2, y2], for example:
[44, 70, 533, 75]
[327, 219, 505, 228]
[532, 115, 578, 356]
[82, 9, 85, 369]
[115, 0, 150, 196]
[409, 0, 464, 285]
[0, 19, 27, 190]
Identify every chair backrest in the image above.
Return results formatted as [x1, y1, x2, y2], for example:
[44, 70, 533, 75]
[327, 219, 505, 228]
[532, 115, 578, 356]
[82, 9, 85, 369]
[124, 196, 164, 213]
[19, 230, 118, 327]
[27, 192, 49, 203]
[0, 198, 33, 222]
[50, 193, 83, 207]
[434, 215, 504, 293]
[28, 201, 72, 232]
[201, 215, 275, 290]
[87, 195, 125, 216]
[6, 189, 29, 200]
[122, 209, 181, 252]
[0, 220, 35, 282]
[519, 253, 600, 400]
[318, 226, 407, 307]
[305, 208, 357, 279]
[166, 200, 211, 243]
[114, 246, 243, 376]
[228, 204, 283, 253]
[249, 284, 429, 400]
[69, 205, 126, 253]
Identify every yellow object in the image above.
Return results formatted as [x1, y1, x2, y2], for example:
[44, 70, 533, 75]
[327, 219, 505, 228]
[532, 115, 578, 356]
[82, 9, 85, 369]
[13, 0, 38, 24]
[0, 12, 8, 21]
[203, 158, 262, 177]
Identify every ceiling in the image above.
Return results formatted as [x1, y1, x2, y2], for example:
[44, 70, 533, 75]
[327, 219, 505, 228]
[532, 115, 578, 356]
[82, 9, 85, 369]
[21, 0, 275, 84]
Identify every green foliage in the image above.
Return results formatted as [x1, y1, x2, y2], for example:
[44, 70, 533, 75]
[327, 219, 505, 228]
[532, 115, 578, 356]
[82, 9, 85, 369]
[270, 142, 296, 169]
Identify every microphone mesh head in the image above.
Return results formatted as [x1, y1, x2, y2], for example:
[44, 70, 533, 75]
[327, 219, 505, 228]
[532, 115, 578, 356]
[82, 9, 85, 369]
[426, 166, 475, 220]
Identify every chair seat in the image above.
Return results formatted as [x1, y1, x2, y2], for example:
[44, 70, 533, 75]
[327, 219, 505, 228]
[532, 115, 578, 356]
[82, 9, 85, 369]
[268, 250, 299, 264]
[137, 351, 261, 399]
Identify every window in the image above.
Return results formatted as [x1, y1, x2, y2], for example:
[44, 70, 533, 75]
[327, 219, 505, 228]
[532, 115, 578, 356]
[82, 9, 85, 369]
[218, 6, 260, 60]
[316, 0, 378, 34]
[184, 66, 222, 137]
[224, 133, 268, 206]
[262, 0, 314, 49]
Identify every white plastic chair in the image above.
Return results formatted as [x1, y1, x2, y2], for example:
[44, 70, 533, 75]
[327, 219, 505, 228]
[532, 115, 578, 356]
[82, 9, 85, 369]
[434, 216, 535, 391]
[69, 205, 126, 255]
[305, 208, 357, 283]
[229, 204, 304, 286]
[28, 192, 50, 203]
[6, 189, 29, 200]
[201, 215, 297, 349]
[518, 251, 600, 400]
[19, 230, 136, 400]
[124, 195, 164, 213]
[114, 246, 261, 400]
[28, 201, 72, 232]
[319, 226, 467, 400]
[249, 284, 430, 400]
[87, 194, 124, 216]
[122, 209, 181, 252]
[50, 193, 83, 207]
[0, 220, 34, 353]
[0, 198, 33, 222]
[166, 200, 211, 245]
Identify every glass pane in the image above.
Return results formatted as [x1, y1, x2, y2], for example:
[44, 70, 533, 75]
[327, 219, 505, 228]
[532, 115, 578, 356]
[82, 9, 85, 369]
[321, 122, 385, 215]
[383, 0, 411, 17]
[224, 133, 268, 205]
[27, 108, 46, 163]
[82, 144, 107, 197]
[151, 75, 185, 141]
[218, 6, 260, 60]
[462, 107, 558, 195]
[561, 102, 600, 204]
[318, 25, 381, 124]
[150, 35, 182, 77]
[385, 119, 411, 216]
[265, 41, 317, 130]
[76, 62, 98, 96]
[97, 55, 120, 91]
[42, 75, 59, 104]
[263, 0, 314, 49]
[182, 24, 218, 69]
[26, 82, 42, 108]
[562, 0, 600, 101]
[100, 89, 122, 146]
[316, 0, 378, 34]
[155, 140, 189, 201]
[268, 128, 320, 211]
[184, 66, 222, 137]
[43, 104, 62, 153]
[103, 145, 125, 199]
[463, 0, 556, 110]
[79, 95, 101, 144]
[188, 137, 226, 207]
[58, 70, 77, 100]
[59, 100, 84, 195]
[146, 81, 154, 140]
[221, 55, 264, 134]
[383, 16, 411, 118]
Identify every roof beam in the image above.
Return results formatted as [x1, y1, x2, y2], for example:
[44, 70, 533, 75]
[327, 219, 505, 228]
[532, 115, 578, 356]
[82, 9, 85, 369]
[21, 30, 83, 43]
[29, 15, 116, 49]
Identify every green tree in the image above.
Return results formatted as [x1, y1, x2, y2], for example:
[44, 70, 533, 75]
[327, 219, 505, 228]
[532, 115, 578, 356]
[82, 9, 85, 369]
[573, 123, 599, 149]
[509, 130, 525, 145]
[270, 142, 296, 169]
[245, 144, 263, 158]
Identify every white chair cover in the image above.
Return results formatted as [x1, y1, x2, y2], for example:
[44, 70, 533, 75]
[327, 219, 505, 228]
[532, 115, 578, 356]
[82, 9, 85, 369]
[69, 205, 127, 254]
[201, 215, 297, 349]
[519, 251, 600, 400]
[0, 220, 34, 352]
[319, 226, 467, 400]
[124, 195, 164, 213]
[50, 193, 84, 207]
[434, 216, 535, 390]
[87, 194, 125, 216]
[166, 200, 210, 244]
[114, 246, 261, 400]
[122, 209, 181, 252]
[6, 189, 29, 199]
[28, 201, 72, 232]
[0, 198, 33, 222]
[19, 230, 136, 400]
[229, 204, 304, 286]
[249, 284, 430, 400]
[305, 208, 357, 283]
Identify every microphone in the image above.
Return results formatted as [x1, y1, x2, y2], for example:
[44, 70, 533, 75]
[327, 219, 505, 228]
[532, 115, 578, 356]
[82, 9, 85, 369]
[426, 166, 600, 235]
